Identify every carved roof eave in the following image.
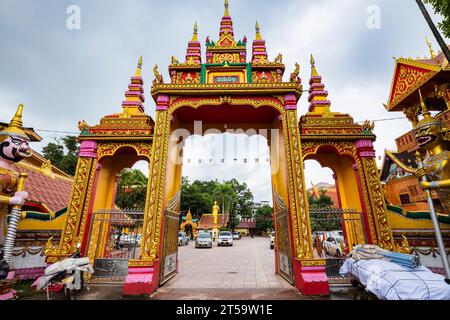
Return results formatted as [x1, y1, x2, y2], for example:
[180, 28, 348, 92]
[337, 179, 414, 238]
[169, 64, 202, 71]
[206, 46, 246, 52]
[385, 149, 416, 174]
[151, 82, 303, 100]
[300, 134, 376, 141]
[251, 63, 285, 70]
[386, 59, 442, 111]
[78, 134, 154, 142]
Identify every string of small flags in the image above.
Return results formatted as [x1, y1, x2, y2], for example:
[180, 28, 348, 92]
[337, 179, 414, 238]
[185, 158, 271, 164]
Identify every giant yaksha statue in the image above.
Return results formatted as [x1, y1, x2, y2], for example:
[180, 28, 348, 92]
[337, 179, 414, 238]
[414, 91, 450, 214]
[0, 104, 31, 264]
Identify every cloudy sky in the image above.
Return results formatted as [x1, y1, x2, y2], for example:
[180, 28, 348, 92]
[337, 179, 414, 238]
[0, 0, 447, 203]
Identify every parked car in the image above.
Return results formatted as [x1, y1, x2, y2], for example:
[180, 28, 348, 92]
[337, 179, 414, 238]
[217, 231, 233, 246]
[232, 232, 241, 240]
[119, 234, 142, 246]
[195, 232, 212, 248]
[270, 231, 275, 249]
[178, 231, 189, 246]
[323, 237, 342, 257]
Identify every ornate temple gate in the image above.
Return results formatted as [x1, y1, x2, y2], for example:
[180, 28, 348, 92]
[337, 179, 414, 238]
[159, 208, 180, 285]
[46, 1, 396, 297]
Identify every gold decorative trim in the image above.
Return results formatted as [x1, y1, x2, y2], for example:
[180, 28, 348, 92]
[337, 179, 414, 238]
[97, 142, 152, 160]
[142, 111, 171, 262]
[169, 96, 286, 115]
[283, 110, 313, 259]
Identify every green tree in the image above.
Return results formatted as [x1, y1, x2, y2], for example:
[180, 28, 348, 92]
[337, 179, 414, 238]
[424, 0, 450, 38]
[255, 205, 273, 233]
[307, 189, 333, 207]
[115, 168, 148, 209]
[307, 189, 340, 232]
[227, 179, 254, 217]
[180, 178, 216, 218]
[42, 136, 79, 176]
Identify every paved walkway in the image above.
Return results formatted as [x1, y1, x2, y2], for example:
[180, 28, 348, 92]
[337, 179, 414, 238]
[164, 236, 291, 289]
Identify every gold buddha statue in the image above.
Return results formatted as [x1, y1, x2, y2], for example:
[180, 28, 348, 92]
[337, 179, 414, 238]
[212, 201, 220, 225]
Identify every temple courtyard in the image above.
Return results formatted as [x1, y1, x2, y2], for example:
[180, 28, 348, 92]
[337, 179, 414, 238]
[22, 237, 366, 300]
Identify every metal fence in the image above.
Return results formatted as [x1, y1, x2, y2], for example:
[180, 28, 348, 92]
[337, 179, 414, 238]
[87, 208, 145, 261]
[309, 206, 367, 258]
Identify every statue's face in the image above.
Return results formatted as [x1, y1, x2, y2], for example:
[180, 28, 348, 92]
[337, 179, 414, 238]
[414, 123, 442, 149]
[0, 136, 31, 163]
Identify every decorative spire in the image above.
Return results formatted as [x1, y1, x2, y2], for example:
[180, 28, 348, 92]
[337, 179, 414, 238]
[185, 22, 201, 64]
[192, 21, 198, 41]
[219, 0, 234, 38]
[308, 55, 332, 115]
[134, 55, 143, 77]
[121, 56, 145, 115]
[418, 89, 430, 116]
[0, 104, 28, 141]
[224, 0, 229, 16]
[426, 36, 436, 58]
[252, 21, 268, 63]
[310, 54, 319, 77]
[255, 21, 262, 40]
[415, 89, 443, 129]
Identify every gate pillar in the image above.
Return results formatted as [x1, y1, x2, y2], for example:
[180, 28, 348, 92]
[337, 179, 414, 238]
[124, 97, 171, 296]
[283, 100, 330, 296]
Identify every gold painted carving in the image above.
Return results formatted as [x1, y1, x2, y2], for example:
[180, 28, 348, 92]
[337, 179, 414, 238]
[283, 110, 313, 259]
[169, 97, 285, 115]
[49, 156, 97, 260]
[97, 142, 151, 160]
[360, 157, 394, 249]
[142, 111, 171, 262]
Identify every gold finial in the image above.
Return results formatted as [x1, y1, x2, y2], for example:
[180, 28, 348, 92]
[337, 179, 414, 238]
[10, 103, 24, 129]
[134, 55, 142, 77]
[0, 103, 28, 141]
[224, 0, 229, 16]
[192, 21, 198, 41]
[255, 21, 262, 40]
[418, 89, 431, 117]
[310, 54, 318, 77]
[426, 36, 436, 58]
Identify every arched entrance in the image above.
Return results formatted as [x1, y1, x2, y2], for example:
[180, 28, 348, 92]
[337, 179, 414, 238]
[47, 1, 395, 298]
[137, 98, 315, 294]
[304, 147, 367, 251]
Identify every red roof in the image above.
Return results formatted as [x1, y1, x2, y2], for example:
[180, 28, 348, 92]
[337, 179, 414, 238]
[13, 164, 73, 212]
[236, 220, 256, 229]
[197, 214, 229, 230]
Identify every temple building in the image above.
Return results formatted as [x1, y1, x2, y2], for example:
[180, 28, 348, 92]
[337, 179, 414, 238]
[381, 41, 450, 273]
[382, 41, 450, 214]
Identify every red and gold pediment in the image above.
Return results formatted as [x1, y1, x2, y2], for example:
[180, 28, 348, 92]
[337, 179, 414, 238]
[387, 60, 441, 111]
[217, 34, 236, 47]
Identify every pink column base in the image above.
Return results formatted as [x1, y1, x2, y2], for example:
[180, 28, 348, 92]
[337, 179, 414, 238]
[294, 260, 330, 296]
[122, 267, 155, 296]
[0, 289, 16, 300]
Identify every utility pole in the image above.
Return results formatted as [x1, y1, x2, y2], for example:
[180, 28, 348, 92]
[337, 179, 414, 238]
[416, 0, 450, 62]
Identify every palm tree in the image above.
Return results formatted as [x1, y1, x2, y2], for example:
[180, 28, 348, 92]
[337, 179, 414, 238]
[212, 183, 237, 227]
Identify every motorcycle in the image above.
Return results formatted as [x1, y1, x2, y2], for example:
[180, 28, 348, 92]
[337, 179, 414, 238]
[37, 243, 93, 300]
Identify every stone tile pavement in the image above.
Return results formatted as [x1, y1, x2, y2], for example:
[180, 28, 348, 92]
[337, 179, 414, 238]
[164, 236, 291, 289]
